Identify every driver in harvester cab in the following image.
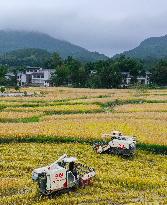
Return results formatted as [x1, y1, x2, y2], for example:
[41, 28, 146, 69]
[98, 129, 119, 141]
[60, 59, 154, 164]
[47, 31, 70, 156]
[69, 161, 78, 179]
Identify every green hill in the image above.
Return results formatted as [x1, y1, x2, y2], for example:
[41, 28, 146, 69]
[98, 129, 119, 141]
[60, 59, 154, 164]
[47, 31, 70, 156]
[0, 30, 108, 62]
[117, 35, 167, 59]
[0, 48, 51, 67]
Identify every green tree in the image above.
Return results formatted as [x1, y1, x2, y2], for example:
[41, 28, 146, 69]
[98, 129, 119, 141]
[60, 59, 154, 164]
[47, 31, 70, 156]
[8, 68, 18, 87]
[65, 56, 83, 87]
[77, 66, 87, 87]
[99, 61, 122, 88]
[0, 65, 8, 86]
[151, 60, 167, 86]
[52, 64, 70, 86]
[0, 87, 5, 93]
[47, 53, 63, 69]
[87, 74, 101, 88]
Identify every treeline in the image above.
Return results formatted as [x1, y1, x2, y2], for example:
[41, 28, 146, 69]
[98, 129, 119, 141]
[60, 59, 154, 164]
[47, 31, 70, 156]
[0, 53, 167, 88]
[49, 54, 167, 88]
[49, 54, 142, 88]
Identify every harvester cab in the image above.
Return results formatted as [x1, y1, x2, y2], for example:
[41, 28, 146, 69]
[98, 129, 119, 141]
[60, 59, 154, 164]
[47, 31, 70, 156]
[93, 131, 137, 157]
[32, 154, 95, 195]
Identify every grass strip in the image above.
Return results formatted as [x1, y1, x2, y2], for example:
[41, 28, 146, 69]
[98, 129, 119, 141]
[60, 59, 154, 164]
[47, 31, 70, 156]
[0, 135, 166, 155]
[0, 116, 40, 123]
[102, 99, 167, 111]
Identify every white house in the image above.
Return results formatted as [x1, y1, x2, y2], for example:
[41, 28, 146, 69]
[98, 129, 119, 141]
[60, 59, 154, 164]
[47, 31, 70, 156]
[17, 67, 54, 87]
[121, 71, 151, 87]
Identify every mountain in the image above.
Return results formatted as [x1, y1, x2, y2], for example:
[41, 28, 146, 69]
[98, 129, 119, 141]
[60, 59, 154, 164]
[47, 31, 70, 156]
[115, 35, 167, 59]
[0, 48, 51, 67]
[0, 30, 108, 62]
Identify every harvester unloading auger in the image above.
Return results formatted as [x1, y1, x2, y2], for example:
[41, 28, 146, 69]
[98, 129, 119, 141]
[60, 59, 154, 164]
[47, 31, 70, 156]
[93, 131, 137, 157]
[32, 154, 95, 195]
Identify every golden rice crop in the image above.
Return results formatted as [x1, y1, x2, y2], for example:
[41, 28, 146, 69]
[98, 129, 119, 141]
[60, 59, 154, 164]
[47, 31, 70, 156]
[0, 87, 140, 101]
[0, 143, 166, 205]
[0, 111, 43, 120]
[144, 95, 167, 101]
[41, 111, 167, 121]
[1, 87, 167, 101]
[0, 87, 167, 205]
[0, 101, 44, 107]
[5, 104, 101, 113]
[0, 116, 166, 145]
[114, 103, 167, 113]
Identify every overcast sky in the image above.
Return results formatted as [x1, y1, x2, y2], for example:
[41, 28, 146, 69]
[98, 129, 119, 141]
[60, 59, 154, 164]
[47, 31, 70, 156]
[0, 0, 167, 56]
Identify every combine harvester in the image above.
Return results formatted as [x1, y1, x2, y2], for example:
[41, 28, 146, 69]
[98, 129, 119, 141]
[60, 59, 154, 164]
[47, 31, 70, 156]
[32, 154, 95, 195]
[93, 131, 137, 157]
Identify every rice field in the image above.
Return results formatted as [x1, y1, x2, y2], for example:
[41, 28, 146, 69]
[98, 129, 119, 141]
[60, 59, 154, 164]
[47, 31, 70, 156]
[0, 87, 167, 205]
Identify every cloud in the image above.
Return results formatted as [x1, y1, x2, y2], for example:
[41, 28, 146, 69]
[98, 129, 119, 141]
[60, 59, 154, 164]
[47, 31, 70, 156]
[0, 0, 167, 56]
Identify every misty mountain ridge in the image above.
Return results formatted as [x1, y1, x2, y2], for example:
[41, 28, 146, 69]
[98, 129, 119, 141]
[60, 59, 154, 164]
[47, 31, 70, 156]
[0, 30, 108, 62]
[116, 34, 167, 59]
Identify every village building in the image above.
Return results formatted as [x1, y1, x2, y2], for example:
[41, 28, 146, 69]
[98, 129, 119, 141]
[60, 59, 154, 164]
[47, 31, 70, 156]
[121, 71, 151, 87]
[17, 67, 54, 87]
